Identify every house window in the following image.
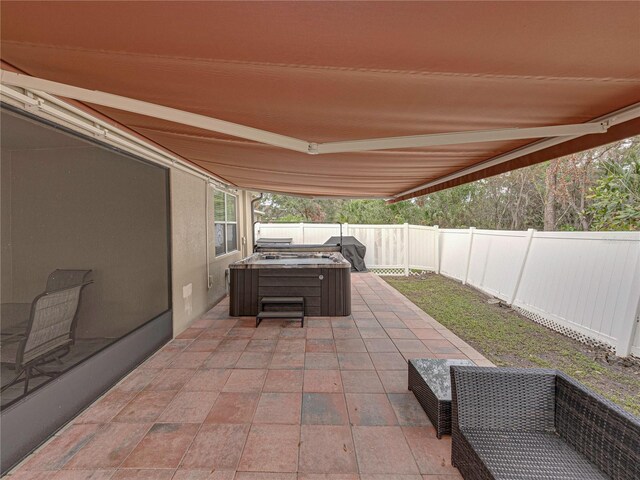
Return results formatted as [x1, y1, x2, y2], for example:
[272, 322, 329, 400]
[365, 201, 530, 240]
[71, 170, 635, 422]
[214, 189, 238, 256]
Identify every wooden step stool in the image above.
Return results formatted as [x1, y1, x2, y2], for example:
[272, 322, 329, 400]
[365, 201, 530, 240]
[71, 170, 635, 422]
[257, 296, 305, 328]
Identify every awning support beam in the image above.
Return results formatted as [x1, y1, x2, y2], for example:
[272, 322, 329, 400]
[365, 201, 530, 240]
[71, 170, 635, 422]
[314, 123, 607, 154]
[393, 101, 640, 199]
[0, 70, 311, 153]
[1, 70, 623, 158]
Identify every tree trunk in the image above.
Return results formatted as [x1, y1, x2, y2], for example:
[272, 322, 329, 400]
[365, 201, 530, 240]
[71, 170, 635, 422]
[544, 161, 557, 231]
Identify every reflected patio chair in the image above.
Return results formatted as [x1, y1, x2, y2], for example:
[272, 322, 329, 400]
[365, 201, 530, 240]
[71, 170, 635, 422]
[1, 281, 92, 395]
[1, 269, 92, 339]
[45, 269, 92, 292]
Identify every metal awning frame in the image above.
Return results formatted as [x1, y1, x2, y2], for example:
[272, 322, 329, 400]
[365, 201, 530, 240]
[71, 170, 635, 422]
[3, 69, 640, 200]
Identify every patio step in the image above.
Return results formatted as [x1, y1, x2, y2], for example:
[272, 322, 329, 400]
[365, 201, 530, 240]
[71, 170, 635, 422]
[257, 296, 304, 328]
[257, 311, 304, 318]
[260, 296, 304, 305]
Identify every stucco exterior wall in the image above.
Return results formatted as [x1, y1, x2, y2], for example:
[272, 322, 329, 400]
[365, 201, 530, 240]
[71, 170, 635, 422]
[170, 171, 254, 336]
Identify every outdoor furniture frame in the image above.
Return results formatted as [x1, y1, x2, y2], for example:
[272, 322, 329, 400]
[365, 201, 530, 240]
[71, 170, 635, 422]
[1, 281, 93, 395]
[45, 269, 92, 292]
[1, 269, 92, 339]
[450, 366, 640, 480]
[408, 358, 474, 438]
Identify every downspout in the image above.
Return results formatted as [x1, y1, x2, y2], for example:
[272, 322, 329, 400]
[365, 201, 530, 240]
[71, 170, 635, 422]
[205, 180, 212, 289]
[251, 193, 264, 252]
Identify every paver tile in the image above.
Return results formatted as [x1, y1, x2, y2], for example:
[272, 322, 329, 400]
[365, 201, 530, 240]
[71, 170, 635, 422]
[352, 426, 419, 474]
[337, 353, 374, 370]
[345, 394, 398, 426]
[301, 393, 349, 425]
[340, 371, 385, 393]
[205, 392, 259, 424]
[238, 424, 300, 472]
[303, 370, 343, 393]
[181, 423, 250, 469]
[253, 392, 302, 424]
[122, 423, 199, 468]
[299, 426, 357, 473]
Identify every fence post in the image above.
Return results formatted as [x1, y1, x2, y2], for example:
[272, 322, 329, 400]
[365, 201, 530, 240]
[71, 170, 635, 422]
[509, 228, 536, 305]
[434, 225, 440, 274]
[404, 223, 410, 276]
[463, 227, 475, 285]
[300, 222, 305, 243]
[614, 254, 640, 357]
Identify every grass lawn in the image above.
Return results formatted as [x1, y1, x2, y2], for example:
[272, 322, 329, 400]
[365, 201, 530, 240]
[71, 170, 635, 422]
[385, 273, 640, 416]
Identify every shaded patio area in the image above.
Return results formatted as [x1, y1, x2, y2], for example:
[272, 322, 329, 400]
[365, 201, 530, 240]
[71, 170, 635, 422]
[9, 272, 492, 479]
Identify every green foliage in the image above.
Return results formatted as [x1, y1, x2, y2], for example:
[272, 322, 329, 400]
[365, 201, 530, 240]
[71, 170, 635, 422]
[337, 199, 426, 225]
[261, 194, 345, 223]
[259, 137, 639, 231]
[588, 147, 640, 231]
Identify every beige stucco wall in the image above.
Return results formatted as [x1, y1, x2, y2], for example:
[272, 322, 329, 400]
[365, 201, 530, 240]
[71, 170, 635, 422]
[170, 171, 254, 336]
[169, 169, 208, 334]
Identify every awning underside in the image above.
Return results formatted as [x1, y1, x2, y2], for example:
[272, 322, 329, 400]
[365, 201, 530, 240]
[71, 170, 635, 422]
[1, 1, 639, 200]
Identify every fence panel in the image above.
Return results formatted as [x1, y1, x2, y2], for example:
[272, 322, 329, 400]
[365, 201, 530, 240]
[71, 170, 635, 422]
[255, 223, 640, 356]
[465, 230, 530, 301]
[255, 223, 305, 243]
[634, 322, 640, 357]
[409, 225, 437, 270]
[349, 225, 405, 272]
[513, 231, 640, 351]
[299, 224, 342, 244]
[438, 229, 470, 281]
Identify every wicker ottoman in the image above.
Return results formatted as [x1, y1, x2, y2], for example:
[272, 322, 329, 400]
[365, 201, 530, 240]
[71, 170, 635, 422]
[408, 358, 475, 438]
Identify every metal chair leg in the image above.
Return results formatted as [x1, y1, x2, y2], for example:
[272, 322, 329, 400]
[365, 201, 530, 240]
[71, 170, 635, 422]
[0, 367, 25, 393]
[23, 366, 31, 395]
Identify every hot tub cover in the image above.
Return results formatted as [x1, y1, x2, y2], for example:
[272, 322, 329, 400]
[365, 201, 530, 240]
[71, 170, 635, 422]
[325, 236, 367, 272]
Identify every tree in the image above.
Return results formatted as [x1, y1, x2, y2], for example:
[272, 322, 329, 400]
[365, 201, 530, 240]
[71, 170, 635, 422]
[544, 160, 559, 230]
[588, 144, 640, 231]
[260, 194, 345, 223]
[257, 136, 639, 231]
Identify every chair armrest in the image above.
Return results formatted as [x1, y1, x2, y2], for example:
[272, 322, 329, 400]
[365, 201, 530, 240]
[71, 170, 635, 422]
[450, 366, 557, 432]
[555, 372, 640, 480]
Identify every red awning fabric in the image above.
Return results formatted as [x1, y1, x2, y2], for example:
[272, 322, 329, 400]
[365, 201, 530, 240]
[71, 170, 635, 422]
[1, 1, 639, 200]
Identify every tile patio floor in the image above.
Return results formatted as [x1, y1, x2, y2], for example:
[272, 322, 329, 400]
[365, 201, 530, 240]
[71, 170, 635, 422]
[8, 273, 493, 480]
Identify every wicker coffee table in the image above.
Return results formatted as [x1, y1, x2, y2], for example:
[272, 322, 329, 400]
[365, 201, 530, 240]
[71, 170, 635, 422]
[408, 358, 475, 438]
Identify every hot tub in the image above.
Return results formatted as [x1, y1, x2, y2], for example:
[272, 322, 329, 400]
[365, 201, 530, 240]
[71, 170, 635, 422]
[229, 252, 351, 317]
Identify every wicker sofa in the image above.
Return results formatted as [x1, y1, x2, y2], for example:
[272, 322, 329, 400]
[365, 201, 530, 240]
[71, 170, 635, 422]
[450, 367, 639, 480]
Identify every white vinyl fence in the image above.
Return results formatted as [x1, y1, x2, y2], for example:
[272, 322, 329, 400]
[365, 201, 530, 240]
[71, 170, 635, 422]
[255, 223, 640, 358]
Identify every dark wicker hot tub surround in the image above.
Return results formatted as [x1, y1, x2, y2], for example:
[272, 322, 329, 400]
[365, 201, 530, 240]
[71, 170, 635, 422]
[229, 252, 351, 317]
[450, 366, 640, 480]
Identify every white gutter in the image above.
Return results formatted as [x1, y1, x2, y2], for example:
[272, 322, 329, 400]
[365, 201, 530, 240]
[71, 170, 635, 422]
[205, 180, 212, 289]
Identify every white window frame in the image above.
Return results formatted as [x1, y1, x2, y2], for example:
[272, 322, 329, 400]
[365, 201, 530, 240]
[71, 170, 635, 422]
[213, 189, 238, 257]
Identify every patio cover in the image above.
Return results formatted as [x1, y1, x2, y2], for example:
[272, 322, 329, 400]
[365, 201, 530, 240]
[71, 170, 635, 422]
[1, 1, 639, 201]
